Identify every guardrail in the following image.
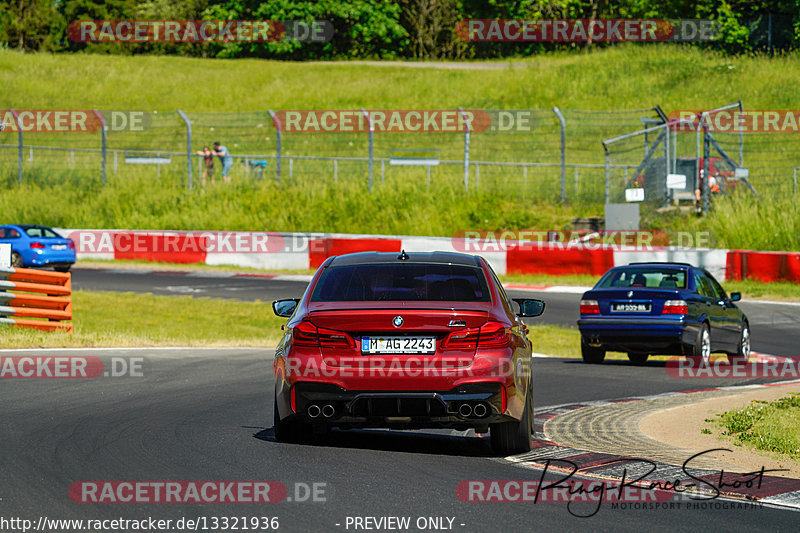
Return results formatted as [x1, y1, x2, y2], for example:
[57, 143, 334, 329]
[0, 268, 73, 333]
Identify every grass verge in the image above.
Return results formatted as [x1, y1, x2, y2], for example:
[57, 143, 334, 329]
[0, 290, 285, 348]
[713, 393, 800, 461]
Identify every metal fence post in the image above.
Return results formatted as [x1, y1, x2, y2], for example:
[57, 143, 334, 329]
[9, 110, 22, 184]
[361, 108, 373, 190]
[738, 100, 744, 166]
[177, 110, 192, 189]
[553, 107, 566, 203]
[93, 110, 107, 185]
[458, 107, 470, 190]
[268, 110, 281, 184]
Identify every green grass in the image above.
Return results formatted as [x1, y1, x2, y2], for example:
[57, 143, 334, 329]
[0, 290, 285, 347]
[714, 393, 800, 461]
[1, 46, 799, 252]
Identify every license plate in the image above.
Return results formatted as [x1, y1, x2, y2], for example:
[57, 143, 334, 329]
[612, 303, 651, 312]
[361, 336, 436, 354]
[51, 245, 67, 250]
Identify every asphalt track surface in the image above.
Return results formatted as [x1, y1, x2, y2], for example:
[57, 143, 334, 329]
[3, 269, 799, 532]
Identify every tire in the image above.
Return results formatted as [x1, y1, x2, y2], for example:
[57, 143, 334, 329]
[727, 321, 751, 364]
[627, 352, 649, 365]
[581, 338, 606, 364]
[11, 251, 23, 268]
[273, 394, 303, 443]
[54, 265, 71, 273]
[689, 323, 711, 366]
[490, 383, 533, 456]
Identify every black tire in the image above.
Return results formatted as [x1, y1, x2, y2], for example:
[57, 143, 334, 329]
[727, 321, 751, 364]
[490, 383, 533, 456]
[627, 352, 649, 365]
[54, 265, 71, 273]
[581, 338, 606, 364]
[11, 252, 23, 268]
[273, 394, 303, 443]
[689, 323, 711, 366]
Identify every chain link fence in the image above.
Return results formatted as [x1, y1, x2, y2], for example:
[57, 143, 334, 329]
[1, 105, 797, 207]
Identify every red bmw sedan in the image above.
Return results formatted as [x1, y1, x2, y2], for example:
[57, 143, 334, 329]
[272, 251, 545, 455]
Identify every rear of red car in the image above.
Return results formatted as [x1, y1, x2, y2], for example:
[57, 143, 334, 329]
[272, 251, 543, 455]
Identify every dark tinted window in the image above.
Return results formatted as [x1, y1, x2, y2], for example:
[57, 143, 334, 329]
[597, 268, 687, 289]
[0, 228, 20, 238]
[24, 227, 59, 238]
[704, 271, 727, 299]
[693, 272, 715, 297]
[310, 263, 491, 302]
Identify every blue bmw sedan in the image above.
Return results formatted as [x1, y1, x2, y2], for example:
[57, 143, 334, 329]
[0, 224, 76, 272]
[577, 262, 750, 365]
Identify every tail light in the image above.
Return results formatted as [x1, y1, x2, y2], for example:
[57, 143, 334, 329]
[442, 321, 511, 350]
[477, 321, 511, 348]
[442, 328, 479, 350]
[30, 242, 45, 249]
[580, 299, 600, 314]
[68, 239, 76, 250]
[662, 300, 688, 314]
[292, 321, 355, 349]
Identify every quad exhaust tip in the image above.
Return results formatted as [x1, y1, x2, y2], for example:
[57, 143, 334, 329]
[321, 404, 336, 418]
[307, 404, 322, 418]
[458, 403, 473, 417]
[473, 402, 488, 418]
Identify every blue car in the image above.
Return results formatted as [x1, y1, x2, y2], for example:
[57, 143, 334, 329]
[577, 262, 750, 365]
[0, 224, 76, 272]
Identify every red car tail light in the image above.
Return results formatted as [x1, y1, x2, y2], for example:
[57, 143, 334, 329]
[579, 299, 600, 314]
[30, 242, 45, 249]
[68, 239, 76, 250]
[292, 321, 355, 348]
[292, 321, 320, 347]
[477, 321, 511, 348]
[442, 328, 479, 350]
[662, 300, 688, 314]
[318, 326, 355, 349]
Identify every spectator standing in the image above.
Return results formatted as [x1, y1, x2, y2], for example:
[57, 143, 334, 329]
[195, 146, 215, 186]
[212, 142, 233, 183]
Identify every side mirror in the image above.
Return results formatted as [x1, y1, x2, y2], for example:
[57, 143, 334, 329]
[272, 298, 299, 317]
[513, 298, 546, 317]
[729, 292, 741, 302]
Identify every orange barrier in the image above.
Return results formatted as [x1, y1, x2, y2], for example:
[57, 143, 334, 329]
[0, 267, 73, 333]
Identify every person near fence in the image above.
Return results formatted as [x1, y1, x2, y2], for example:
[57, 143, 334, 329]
[212, 142, 233, 183]
[196, 146, 215, 186]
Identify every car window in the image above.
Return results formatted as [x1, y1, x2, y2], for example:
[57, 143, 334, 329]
[704, 271, 728, 300]
[694, 272, 715, 298]
[310, 263, 491, 302]
[597, 268, 686, 289]
[24, 227, 59, 238]
[484, 261, 514, 313]
[0, 228, 21, 238]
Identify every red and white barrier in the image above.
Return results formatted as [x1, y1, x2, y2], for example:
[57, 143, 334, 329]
[58, 229, 799, 283]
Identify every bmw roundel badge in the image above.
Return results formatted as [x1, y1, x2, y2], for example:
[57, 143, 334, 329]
[393, 316, 404, 328]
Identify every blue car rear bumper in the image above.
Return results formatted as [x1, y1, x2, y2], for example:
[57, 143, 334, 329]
[26, 250, 76, 266]
[578, 317, 701, 353]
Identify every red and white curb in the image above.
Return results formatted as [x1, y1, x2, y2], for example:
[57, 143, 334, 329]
[515, 380, 800, 510]
[59, 229, 800, 283]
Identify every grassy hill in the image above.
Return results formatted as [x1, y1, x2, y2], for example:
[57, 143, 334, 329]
[1, 45, 798, 249]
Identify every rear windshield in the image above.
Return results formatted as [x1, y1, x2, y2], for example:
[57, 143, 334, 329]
[310, 263, 492, 302]
[596, 268, 687, 289]
[23, 227, 60, 238]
